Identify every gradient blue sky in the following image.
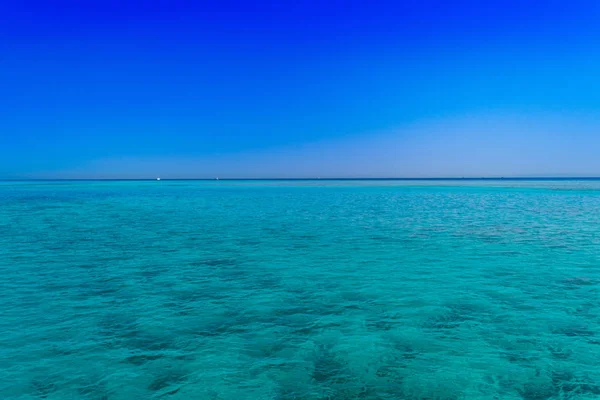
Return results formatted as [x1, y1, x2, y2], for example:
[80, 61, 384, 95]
[2, 0, 600, 178]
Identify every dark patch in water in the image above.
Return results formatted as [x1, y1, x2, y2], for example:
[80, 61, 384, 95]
[547, 344, 572, 360]
[555, 324, 594, 338]
[424, 302, 488, 331]
[517, 369, 600, 400]
[76, 378, 110, 400]
[551, 370, 600, 397]
[148, 368, 187, 393]
[97, 314, 139, 340]
[125, 354, 163, 365]
[364, 313, 403, 332]
[375, 360, 409, 390]
[329, 385, 385, 400]
[311, 344, 346, 384]
[255, 274, 282, 288]
[344, 304, 362, 310]
[237, 238, 262, 246]
[501, 349, 538, 364]
[159, 387, 181, 397]
[30, 376, 57, 398]
[200, 258, 238, 267]
[47, 344, 76, 357]
[246, 338, 288, 359]
[292, 320, 342, 337]
[195, 314, 254, 338]
[517, 381, 555, 400]
[376, 366, 395, 378]
[128, 333, 176, 352]
[276, 386, 311, 400]
[394, 342, 419, 361]
[339, 290, 370, 303]
[423, 311, 468, 330]
[139, 265, 170, 279]
[366, 319, 395, 331]
[272, 305, 309, 318]
[480, 235, 502, 244]
[77, 279, 122, 298]
[561, 276, 597, 289]
[172, 287, 228, 304]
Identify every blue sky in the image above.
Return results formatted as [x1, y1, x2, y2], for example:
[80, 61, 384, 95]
[2, 1, 600, 178]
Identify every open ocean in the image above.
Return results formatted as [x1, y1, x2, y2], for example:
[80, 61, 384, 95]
[2, 179, 600, 400]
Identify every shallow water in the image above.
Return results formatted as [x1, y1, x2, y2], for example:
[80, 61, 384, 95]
[1, 180, 600, 399]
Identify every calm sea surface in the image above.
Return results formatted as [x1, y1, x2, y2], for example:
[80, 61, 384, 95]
[2, 180, 600, 399]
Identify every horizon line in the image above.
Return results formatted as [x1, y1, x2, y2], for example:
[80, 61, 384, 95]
[3, 177, 600, 182]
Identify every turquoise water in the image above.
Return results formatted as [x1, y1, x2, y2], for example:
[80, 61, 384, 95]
[2, 180, 600, 399]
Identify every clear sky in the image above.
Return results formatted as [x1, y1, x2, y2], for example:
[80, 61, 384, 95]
[2, 0, 600, 178]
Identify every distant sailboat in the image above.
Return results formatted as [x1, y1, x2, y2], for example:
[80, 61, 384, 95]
[157, 177, 161, 181]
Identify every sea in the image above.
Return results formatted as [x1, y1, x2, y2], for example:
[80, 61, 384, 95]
[1, 179, 600, 399]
